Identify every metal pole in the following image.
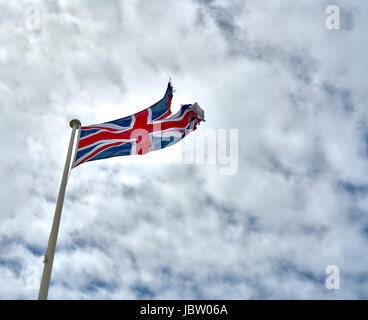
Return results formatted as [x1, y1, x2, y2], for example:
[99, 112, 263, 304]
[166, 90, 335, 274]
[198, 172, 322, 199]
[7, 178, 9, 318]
[38, 119, 81, 300]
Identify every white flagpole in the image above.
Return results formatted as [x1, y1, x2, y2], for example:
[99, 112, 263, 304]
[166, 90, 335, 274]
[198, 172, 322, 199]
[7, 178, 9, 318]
[38, 119, 81, 300]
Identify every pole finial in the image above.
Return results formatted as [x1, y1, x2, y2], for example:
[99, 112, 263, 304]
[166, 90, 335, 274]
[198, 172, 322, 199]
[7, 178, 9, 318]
[69, 119, 81, 129]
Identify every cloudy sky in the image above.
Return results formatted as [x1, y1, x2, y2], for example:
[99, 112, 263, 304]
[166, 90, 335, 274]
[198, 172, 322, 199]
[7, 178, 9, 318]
[1, 0, 368, 299]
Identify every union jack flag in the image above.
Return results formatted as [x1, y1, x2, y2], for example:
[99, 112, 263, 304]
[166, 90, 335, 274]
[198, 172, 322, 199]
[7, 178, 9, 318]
[72, 82, 205, 168]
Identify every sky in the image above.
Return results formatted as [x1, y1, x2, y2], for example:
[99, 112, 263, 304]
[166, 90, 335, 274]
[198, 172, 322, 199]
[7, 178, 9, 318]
[0, 0, 368, 299]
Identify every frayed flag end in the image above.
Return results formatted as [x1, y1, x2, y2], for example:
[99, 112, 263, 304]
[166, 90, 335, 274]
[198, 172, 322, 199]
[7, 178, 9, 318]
[190, 102, 205, 122]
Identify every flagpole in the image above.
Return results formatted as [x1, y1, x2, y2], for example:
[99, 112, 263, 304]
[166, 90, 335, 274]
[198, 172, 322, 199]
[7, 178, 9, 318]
[38, 119, 81, 300]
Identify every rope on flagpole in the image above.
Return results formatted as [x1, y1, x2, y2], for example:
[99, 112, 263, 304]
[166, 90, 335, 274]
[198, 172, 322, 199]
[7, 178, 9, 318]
[37, 119, 81, 300]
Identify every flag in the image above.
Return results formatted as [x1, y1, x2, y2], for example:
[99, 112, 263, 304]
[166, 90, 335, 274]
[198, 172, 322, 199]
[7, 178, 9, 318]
[72, 82, 205, 168]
